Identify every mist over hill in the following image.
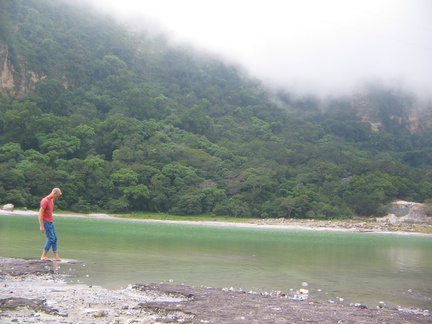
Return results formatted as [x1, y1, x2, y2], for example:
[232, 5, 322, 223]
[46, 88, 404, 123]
[1, 0, 431, 218]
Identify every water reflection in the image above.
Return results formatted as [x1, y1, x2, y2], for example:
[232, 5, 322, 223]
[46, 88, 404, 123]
[386, 247, 425, 272]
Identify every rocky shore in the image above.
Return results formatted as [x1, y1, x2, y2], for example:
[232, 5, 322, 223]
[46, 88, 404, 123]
[249, 217, 432, 234]
[2, 209, 432, 235]
[1, 257, 431, 323]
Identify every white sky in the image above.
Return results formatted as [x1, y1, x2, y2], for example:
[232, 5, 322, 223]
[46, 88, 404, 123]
[86, 0, 432, 97]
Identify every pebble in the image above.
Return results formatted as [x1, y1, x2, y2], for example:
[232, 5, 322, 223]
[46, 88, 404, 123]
[94, 309, 107, 317]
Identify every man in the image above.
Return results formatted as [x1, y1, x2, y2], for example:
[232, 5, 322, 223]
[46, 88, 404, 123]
[38, 188, 62, 261]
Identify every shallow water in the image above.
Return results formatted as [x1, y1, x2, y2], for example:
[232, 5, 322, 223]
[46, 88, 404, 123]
[1, 215, 431, 309]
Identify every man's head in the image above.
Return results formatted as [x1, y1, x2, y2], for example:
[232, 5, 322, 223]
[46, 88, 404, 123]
[51, 188, 62, 199]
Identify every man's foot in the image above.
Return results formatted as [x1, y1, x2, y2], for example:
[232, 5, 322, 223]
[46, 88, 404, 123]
[53, 252, 61, 261]
[40, 258, 51, 261]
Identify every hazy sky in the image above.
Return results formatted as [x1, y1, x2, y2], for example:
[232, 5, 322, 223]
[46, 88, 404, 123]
[87, 0, 432, 96]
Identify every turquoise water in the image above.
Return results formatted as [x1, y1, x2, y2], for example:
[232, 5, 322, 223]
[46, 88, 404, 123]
[1, 215, 431, 309]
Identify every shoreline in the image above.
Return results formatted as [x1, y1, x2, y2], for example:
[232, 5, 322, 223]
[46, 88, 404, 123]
[0, 257, 430, 323]
[1, 209, 431, 235]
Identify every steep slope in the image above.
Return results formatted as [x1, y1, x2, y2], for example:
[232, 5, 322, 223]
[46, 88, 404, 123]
[0, 0, 431, 218]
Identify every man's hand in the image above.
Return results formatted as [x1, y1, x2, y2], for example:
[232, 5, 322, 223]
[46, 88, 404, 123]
[39, 225, 45, 233]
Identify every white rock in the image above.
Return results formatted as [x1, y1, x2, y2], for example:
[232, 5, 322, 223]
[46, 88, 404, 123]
[1, 203, 14, 211]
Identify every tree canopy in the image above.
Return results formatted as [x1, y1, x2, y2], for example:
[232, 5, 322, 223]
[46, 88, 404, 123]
[0, 0, 431, 218]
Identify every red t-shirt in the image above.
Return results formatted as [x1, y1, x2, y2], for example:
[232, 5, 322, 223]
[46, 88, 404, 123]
[40, 196, 54, 222]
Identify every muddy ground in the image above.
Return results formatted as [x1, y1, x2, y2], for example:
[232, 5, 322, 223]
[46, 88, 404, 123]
[0, 257, 430, 323]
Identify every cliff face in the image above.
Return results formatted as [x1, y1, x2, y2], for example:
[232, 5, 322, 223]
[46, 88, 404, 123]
[0, 44, 45, 96]
[0, 45, 14, 91]
[352, 91, 383, 131]
[353, 89, 432, 136]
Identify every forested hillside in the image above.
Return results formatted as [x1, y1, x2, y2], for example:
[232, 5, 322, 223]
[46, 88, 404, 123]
[1, 0, 431, 218]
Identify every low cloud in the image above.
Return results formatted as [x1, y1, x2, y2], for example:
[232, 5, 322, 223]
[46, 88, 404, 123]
[86, 0, 432, 98]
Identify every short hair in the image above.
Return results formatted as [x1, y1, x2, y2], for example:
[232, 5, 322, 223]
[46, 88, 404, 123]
[52, 188, 62, 195]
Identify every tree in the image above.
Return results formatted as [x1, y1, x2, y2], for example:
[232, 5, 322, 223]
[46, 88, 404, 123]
[0, 142, 24, 163]
[149, 173, 172, 212]
[29, 79, 72, 116]
[1, 101, 42, 148]
[239, 168, 278, 204]
[170, 190, 203, 215]
[225, 195, 252, 218]
[336, 172, 397, 216]
[24, 163, 66, 207]
[96, 114, 145, 159]
[123, 184, 150, 210]
[200, 187, 227, 213]
[181, 104, 212, 134]
[265, 195, 312, 218]
[0, 164, 25, 191]
[161, 164, 201, 188]
[110, 168, 139, 188]
[37, 133, 80, 160]
[94, 55, 128, 79]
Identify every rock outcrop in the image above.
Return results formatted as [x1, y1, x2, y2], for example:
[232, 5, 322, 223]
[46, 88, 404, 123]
[377, 200, 432, 224]
[0, 45, 15, 92]
[1, 204, 14, 211]
[0, 44, 46, 96]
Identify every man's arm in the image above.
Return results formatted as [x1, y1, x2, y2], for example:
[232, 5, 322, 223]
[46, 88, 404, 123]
[38, 207, 45, 233]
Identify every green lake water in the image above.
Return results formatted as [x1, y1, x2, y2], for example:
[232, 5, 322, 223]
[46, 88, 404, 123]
[1, 215, 431, 309]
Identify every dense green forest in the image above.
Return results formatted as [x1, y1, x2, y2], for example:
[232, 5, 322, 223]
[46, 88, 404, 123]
[1, 0, 431, 218]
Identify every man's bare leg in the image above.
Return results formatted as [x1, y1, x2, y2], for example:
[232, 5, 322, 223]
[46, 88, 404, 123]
[40, 250, 50, 261]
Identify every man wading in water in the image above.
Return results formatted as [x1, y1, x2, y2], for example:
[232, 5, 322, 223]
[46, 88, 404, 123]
[38, 188, 62, 261]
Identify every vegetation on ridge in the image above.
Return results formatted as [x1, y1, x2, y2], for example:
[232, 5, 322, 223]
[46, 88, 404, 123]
[1, 0, 432, 219]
